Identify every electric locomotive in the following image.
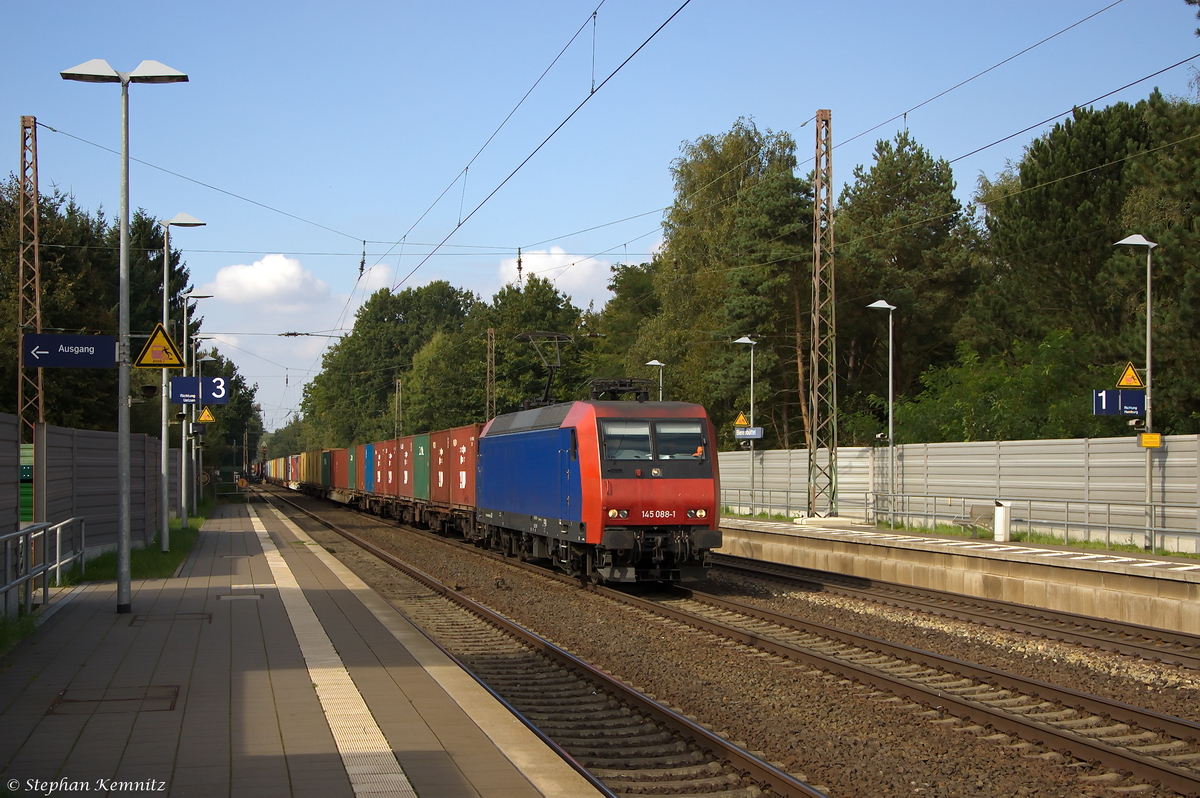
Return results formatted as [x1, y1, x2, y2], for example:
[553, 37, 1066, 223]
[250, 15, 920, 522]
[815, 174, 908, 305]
[473, 399, 721, 582]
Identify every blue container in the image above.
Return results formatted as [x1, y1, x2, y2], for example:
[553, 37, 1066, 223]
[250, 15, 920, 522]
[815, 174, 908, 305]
[363, 443, 375, 493]
[477, 427, 581, 524]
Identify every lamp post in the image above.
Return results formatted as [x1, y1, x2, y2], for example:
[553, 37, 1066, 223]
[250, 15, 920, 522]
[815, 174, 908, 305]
[180, 294, 211, 530]
[1115, 234, 1158, 551]
[734, 337, 757, 514]
[159, 214, 204, 552]
[61, 59, 188, 614]
[868, 300, 896, 523]
[196, 353, 217, 512]
[646, 360, 665, 401]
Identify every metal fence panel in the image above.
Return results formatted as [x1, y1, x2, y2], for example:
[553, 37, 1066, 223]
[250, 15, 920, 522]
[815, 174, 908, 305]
[720, 434, 1200, 544]
[0, 414, 17, 536]
[35, 424, 162, 553]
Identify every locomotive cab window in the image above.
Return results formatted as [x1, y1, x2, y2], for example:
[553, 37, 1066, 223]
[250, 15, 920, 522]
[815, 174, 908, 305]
[601, 421, 653, 460]
[655, 421, 706, 460]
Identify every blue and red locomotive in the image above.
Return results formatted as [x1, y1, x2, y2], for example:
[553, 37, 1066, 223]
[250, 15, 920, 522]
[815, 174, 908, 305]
[262, 398, 721, 582]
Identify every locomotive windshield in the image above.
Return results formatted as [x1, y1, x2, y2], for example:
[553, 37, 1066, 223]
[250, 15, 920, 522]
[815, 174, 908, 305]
[601, 420, 706, 460]
[602, 421, 653, 460]
[655, 421, 705, 459]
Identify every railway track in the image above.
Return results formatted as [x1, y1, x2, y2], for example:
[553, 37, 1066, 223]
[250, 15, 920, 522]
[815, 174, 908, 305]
[255, 489, 828, 798]
[614, 585, 1200, 796]
[260, 486, 1200, 795]
[712, 553, 1200, 670]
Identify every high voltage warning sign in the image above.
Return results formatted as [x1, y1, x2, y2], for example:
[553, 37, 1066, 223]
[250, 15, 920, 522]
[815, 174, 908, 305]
[733, 412, 750, 427]
[134, 323, 185, 369]
[1117, 362, 1144, 389]
[197, 407, 215, 423]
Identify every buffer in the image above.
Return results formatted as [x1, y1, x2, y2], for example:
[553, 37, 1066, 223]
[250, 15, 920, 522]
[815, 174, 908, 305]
[134, 323, 186, 369]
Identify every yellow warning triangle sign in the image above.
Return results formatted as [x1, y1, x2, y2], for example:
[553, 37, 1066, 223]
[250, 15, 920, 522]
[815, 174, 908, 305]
[134, 323, 186, 369]
[198, 407, 215, 423]
[733, 412, 750, 427]
[1117, 362, 1145, 389]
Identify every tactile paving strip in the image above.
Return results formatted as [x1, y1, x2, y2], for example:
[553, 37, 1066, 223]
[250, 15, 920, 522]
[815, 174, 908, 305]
[247, 506, 417, 798]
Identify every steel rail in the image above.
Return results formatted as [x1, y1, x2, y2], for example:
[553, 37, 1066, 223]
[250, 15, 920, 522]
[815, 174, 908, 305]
[601, 585, 1200, 797]
[255, 487, 829, 798]
[713, 553, 1200, 669]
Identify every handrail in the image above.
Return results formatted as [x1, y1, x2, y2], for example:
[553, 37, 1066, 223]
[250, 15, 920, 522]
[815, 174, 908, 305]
[2, 517, 86, 618]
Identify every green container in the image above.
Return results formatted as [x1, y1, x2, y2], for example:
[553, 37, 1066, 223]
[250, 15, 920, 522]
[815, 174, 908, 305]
[20, 443, 33, 523]
[321, 451, 332, 487]
[348, 447, 357, 491]
[412, 433, 431, 501]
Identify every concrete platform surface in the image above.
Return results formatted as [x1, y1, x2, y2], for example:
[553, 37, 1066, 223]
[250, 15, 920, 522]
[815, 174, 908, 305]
[719, 517, 1200, 634]
[0, 502, 603, 798]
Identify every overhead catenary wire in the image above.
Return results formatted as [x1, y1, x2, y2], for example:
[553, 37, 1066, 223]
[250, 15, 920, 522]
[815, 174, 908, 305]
[392, 0, 695, 293]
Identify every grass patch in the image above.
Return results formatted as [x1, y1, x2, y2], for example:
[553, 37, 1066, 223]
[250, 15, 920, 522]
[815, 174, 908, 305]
[61, 499, 212, 584]
[722, 506, 795, 523]
[0, 612, 38, 657]
[876, 519, 1200, 558]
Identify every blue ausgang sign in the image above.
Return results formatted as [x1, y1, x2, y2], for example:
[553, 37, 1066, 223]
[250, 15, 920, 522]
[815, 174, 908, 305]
[170, 376, 231, 405]
[23, 334, 116, 368]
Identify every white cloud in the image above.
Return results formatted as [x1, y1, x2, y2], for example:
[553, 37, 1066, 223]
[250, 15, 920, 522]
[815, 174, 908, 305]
[498, 247, 613, 309]
[202, 254, 332, 313]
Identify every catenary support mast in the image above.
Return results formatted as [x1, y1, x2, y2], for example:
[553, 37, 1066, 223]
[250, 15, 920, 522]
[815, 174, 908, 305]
[809, 109, 838, 517]
[18, 116, 44, 445]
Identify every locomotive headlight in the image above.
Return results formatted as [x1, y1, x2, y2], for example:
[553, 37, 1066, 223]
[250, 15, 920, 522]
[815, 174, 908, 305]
[608, 509, 629, 519]
[608, 509, 618, 518]
[687, 509, 708, 519]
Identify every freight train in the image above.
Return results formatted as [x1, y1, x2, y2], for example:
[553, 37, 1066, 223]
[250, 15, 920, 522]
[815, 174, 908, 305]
[262, 399, 722, 582]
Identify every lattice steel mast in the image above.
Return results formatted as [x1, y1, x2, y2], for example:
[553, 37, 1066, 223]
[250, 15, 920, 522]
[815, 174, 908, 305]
[809, 109, 838, 516]
[18, 116, 44, 444]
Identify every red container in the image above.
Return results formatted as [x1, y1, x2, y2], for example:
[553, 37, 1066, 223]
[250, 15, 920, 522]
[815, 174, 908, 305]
[331, 448, 349, 490]
[430, 429, 453, 507]
[374, 440, 397, 496]
[355, 444, 367, 491]
[396, 436, 415, 499]
[449, 423, 482, 509]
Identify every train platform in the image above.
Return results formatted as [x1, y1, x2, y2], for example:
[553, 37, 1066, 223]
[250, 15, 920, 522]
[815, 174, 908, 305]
[0, 502, 603, 798]
[718, 516, 1200, 635]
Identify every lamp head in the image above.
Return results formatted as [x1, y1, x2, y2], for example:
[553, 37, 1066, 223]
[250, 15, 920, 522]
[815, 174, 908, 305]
[646, 359, 664, 367]
[1114, 234, 1157, 249]
[733, 336, 756, 346]
[867, 299, 896, 311]
[163, 212, 205, 228]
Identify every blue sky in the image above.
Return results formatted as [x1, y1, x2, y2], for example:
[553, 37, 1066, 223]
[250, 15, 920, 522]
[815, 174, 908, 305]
[5, 1, 1199, 430]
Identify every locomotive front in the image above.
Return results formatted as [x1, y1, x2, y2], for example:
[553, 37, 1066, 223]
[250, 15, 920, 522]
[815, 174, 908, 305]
[588, 403, 721, 582]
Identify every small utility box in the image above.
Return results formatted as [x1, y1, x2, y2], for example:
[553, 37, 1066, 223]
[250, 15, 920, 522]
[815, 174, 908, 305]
[994, 501, 1012, 542]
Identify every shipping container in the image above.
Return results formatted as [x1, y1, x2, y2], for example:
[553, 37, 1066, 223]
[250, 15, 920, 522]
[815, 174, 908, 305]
[348, 446, 358, 491]
[449, 423, 482, 509]
[375, 439, 397, 496]
[430, 429, 453, 507]
[331, 448, 349, 490]
[396, 436, 414, 498]
[320, 450, 332, 487]
[412, 433, 431, 502]
[363, 443, 375, 493]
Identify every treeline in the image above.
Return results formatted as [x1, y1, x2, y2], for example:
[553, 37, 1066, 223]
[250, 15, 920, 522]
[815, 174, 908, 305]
[0, 181, 262, 465]
[271, 89, 1200, 456]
